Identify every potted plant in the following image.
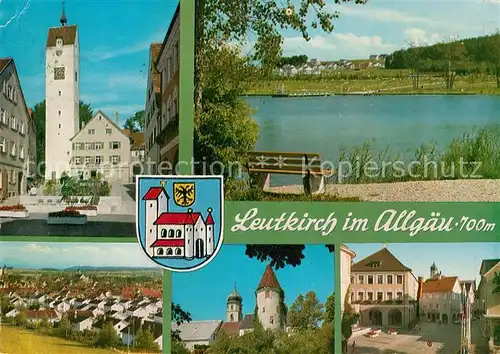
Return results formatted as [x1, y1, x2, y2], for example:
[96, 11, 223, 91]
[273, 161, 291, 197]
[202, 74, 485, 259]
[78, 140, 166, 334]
[65, 205, 97, 217]
[47, 209, 87, 225]
[365, 331, 378, 338]
[388, 328, 398, 335]
[373, 328, 382, 334]
[0, 204, 29, 218]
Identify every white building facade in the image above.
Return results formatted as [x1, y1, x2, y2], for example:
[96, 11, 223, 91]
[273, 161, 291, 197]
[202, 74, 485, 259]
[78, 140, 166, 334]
[45, 9, 80, 180]
[340, 244, 356, 314]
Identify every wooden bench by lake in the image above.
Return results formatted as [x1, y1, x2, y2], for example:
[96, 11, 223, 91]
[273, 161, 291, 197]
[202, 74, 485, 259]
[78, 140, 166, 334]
[246, 151, 334, 195]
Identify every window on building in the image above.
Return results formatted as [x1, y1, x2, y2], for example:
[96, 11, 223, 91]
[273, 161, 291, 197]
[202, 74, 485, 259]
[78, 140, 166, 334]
[175, 230, 182, 238]
[95, 156, 102, 164]
[58, 124, 61, 129]
[84, 143, 91, 150]
[377, 275, 383, 284]
[111, 141, 120, 149]
[262, 307, 265, 313]
[175, 248, 182, 255]
[74, 157, 81, 165]
[358, 275, 364, 284]
[377, 292, 383, 302]
[160, 229, 167, 238]
[0, 137, 5, 153]
[367, 292, 373, 301]
[10, 141, 16, 156]
[88, 129, 95, 135]
[10, 116, 16, 130]
[0, 109, 5, 124]
[75, 72, 78, 82]
[387, 292, 393, 301]
[358, 292, 363, 301]
[20, 147, 25, 159]
[387, 275, 393, 284]
[397, 275, 403, 284]
[111, 155, 120, 164]
[59, 91, 61, 96]
[106, 128, 112, 135]
[368, 275, 374, 284]
[54, 67, 65, 80]
[168, 230, 174, 238]
[85, 156, 92, 164]
[396, 292, 402, 300]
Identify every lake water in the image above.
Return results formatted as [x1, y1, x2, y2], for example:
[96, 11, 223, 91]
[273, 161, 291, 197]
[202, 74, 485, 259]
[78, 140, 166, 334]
[247, 95, 500, 185]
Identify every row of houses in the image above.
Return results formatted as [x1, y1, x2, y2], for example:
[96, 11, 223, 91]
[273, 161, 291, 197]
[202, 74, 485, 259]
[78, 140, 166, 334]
[1, 270, 163, 349]
[144, 5, 180, 175]
[0, 59, 37, 199]
[275, 58, 386, 77]
[340, 245, 500, 351]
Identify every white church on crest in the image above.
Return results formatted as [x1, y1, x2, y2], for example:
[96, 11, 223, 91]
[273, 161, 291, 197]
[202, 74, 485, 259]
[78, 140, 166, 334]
[142, 184, 215, 260]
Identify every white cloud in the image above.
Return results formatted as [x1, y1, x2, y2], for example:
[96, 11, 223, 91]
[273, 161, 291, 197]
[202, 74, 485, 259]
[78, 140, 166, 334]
[1, 242, 153, 268]
[0, 0, 30, 29]
[282, 32, 397, 60]
[404, 28, 441, 46]
[336, 6, 442, 26]
[84, 31, 164, 62]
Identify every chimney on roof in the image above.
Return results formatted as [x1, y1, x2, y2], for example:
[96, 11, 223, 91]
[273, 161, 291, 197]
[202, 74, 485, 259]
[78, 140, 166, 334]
[114, 112, 118, 125]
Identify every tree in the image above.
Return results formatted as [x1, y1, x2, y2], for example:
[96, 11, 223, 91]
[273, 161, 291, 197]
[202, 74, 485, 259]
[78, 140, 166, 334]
[14, 311, 27, 327]
[28, 301, 40, 310]
[56, 314, 72, 338]
[405, 40, 424, 90]
[172, 303, 192, 341]
[484, 32, 500, 88]
[288, 291, 325, 331]
[31, 100, 94, 176]
[441, 36, 468, 89]
[245, 245, 334, 270]
[123, 110, 145, 133]
[95, 321, 120, 348]
[341, 285, 359, 353]
[135, 327, 159, 351]
[324, 293, 334, 324]
[194, 0, 368, 116]
[0, 294, 12, 314]
[172, 340, 190, 354]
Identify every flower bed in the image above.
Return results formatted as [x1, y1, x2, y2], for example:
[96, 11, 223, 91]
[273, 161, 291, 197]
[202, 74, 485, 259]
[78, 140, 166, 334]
[65, 206, 97, 217]
[365, 331, 379, 338]
[388, 328, 398, 335]
[0, 204, 29, 218]
[47, 210, 87, 225]
[373, 328, 382, 334]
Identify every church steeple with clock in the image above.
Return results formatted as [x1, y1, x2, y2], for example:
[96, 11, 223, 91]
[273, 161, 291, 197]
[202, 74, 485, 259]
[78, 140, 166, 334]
[45, 0, 80, 180]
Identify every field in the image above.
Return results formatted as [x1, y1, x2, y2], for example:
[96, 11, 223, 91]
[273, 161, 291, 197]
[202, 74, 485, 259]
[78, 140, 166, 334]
[243, 69, 500, 95]
[0, 325, 119, 354]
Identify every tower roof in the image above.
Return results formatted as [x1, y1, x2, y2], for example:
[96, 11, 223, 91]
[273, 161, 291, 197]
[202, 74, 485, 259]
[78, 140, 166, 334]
[47, 25, 77, 47]
[257, 264, 282, 291]
[431, 262, 437, 270]
[351, 247, 411, 272]
[227, 284, 242, 302]
[60, 0, 67, 26]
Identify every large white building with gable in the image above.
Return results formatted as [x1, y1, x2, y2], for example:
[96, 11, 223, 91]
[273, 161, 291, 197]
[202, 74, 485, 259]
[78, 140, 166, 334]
[45, 5, 80, 180]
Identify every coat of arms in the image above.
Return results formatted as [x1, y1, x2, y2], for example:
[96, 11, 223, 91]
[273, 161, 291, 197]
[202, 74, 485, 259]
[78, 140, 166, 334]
[136, 175, 224, 272]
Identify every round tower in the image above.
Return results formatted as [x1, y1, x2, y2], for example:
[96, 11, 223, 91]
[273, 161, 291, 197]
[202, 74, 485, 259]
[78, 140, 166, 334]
[255, 264, 284, 331]
[226, 283, 242, 323]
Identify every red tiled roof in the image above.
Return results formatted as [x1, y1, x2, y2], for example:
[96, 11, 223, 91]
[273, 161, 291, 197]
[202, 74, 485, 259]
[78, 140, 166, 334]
[206, 213, 214, 225]
[257, 264, 282, 290]
[422, 276, 458, 293]
[154, 212, 201, 225]
[151, 239, 184, 247]
[143, 187, 168, 200]
[25, 310, 58, 319]
[220, 322, 240, 337]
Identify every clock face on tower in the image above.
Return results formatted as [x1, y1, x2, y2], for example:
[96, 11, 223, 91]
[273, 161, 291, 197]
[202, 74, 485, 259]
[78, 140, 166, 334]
[54, 67, 65, 80]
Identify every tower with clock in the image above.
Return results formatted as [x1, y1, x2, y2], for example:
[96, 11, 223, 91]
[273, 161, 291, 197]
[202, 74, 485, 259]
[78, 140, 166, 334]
[45, 1, 80, 180]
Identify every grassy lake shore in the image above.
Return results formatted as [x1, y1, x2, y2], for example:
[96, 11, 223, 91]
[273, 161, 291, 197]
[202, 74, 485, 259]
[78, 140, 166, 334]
[243, 76, 500, 96]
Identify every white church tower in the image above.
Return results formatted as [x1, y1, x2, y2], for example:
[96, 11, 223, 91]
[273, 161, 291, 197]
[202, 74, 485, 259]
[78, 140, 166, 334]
[226, 284, 243, 323]
[45, 1, 80, 180]
[256, 264, 285, 331]
[142, 185, 169, 256]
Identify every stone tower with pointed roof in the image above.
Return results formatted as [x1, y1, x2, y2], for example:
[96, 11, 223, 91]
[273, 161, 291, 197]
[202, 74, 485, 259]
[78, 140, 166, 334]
[226, 283, 243, 323]
[255, 264, 285, 331]
[45, 0, 80, 180]
[430, 262, 439, 278]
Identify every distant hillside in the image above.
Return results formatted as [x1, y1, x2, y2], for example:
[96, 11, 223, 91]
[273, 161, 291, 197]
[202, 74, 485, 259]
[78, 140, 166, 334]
[36, 266, 160, 272]
[385, 33, 500, 73]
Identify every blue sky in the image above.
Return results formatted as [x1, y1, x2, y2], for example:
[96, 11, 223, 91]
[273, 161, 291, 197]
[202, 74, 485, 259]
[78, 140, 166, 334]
[0, 0, 178, 123]
[346, 243, 500, 284]
[172, 245, 334, 321]
[272, 0, 500, 60]
[0, 242, 154, 268]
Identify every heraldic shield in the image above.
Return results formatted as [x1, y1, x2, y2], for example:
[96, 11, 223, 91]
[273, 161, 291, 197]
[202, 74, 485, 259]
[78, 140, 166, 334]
[136, 175, 224, 272]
